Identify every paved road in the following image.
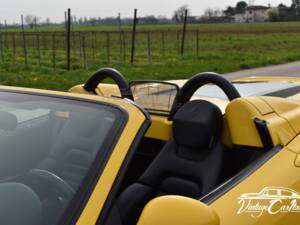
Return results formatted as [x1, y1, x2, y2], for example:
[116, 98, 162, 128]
[224, 61, 300, 80]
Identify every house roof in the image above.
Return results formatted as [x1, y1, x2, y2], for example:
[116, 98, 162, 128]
[246, 5, 269, 10]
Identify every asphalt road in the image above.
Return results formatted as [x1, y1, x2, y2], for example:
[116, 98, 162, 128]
[224, 61, 300, 80]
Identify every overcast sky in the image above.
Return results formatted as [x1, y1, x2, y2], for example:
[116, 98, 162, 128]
[0, 0, 292, 23]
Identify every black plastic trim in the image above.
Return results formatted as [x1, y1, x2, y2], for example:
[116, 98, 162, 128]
[84, 68, 134, 100]
[201, 145, 282, 204]
[254, 118, 274, 150]
[169, 72, 241, 119]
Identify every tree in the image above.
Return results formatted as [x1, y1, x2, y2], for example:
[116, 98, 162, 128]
[293, 0, 300, 18]
[224, 6, 235, 17]
[173, 5, 190, 23]
[213, 9, 223, 17]
[45, 18, 51, 26]
[24, 14, 40, 28]
[268, 8, 279, 21]
[203, 8, 214, 18]
[235, 1, 248, 14]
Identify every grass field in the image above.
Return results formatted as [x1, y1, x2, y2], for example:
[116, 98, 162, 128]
[1, 22, 300, 91]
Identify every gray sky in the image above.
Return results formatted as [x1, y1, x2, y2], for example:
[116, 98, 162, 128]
[1, 0, 292, 23]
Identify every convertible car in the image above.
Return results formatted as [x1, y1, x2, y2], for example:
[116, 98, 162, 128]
[1, 68, 300, 225]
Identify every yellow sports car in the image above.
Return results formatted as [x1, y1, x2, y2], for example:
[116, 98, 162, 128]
[1, 68, 300, 225]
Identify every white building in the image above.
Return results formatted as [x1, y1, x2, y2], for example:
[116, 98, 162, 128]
[234, 13, 246, 22]
[244, 6, 270, 22]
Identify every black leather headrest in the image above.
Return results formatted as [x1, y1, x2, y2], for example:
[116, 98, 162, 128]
[173, 100, 222, 149]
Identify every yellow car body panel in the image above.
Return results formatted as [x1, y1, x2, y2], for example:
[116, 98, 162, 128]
[211, 147, 300, 225]
[137, 196, 220, 225]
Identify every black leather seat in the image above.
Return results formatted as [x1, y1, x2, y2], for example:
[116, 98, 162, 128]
[109, 100, 225, 225]
[38, 110, 113, 190]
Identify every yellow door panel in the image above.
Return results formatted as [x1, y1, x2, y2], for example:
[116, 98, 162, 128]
[226, 96, 300, 148]
[145, 115, 172, 141]
[211, 148, 300, 225]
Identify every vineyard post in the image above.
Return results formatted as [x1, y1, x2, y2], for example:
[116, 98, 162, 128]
[92, 32, 96, 60]
[52, 33, 56, 69]
[0, 22, 4, 63]
[12, 34, 16, 65]
[118, 13, 123, 60]
[161, 31, 165, 57]
[36, 32, 41, 66]
[176, 30, 180, 54]
[196, 30, 199, 57]
[79, 32, 82, 59]
[64, 11, 67, 30]
[82, 35, 87, 70]
[106, 32, 110, 63]
[122, 31, 126, 61]
[64, 11, 67, 50]
[4, 20, 8, 51]
[180, 9, 188, 56]
[66, 8, 71, 70]
[73, 31, 77, 56]
[34, 17, 38, 31]
[32, 33, 36, 55]
[130, 8, 138, 64]
[21, 15, 28, 65]
[147, 32, 152, 64]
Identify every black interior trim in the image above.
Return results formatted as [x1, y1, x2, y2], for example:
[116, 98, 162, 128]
[169, 72, 241, 119]
[84, 68, 134, 100]
[254, 118, 274, 151]
[201, 145, 282, 204]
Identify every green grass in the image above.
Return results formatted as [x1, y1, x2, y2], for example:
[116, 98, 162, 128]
[1, 22, 300, 91]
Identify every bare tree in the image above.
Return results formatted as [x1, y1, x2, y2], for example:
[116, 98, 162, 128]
[204, 8, 214, 18]
[24, 15, 40, 28]
[45, 18, 51, 26]
[173, 5, 191, 23]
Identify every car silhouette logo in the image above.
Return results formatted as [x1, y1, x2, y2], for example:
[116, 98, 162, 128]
[239, 187, 300, 200]
[237, 187, 300, 217]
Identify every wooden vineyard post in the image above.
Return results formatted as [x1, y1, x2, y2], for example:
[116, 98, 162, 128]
[82, 35, 87, 70]
[122, 32, 126, 61]
[161, 31, 165, 57]
[180, 9, 188, 57]
[106, 32, 110, 63]
[118, 13, 123, 61]
[21, 15, 28, 65]
[36, 32, 41, 66]
[196, 30, 199, 57]
[12, 34, 16, 65]
[147, 32, 152, 64]
[66, 8, 72, 70]
[0, 21, 4, 63]
[130, 8, 138, 64]
[52, 33, 56, 69]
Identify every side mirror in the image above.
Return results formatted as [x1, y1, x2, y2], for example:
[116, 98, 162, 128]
[130, 81, 179, 115]
[136, 196, 220, 225]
